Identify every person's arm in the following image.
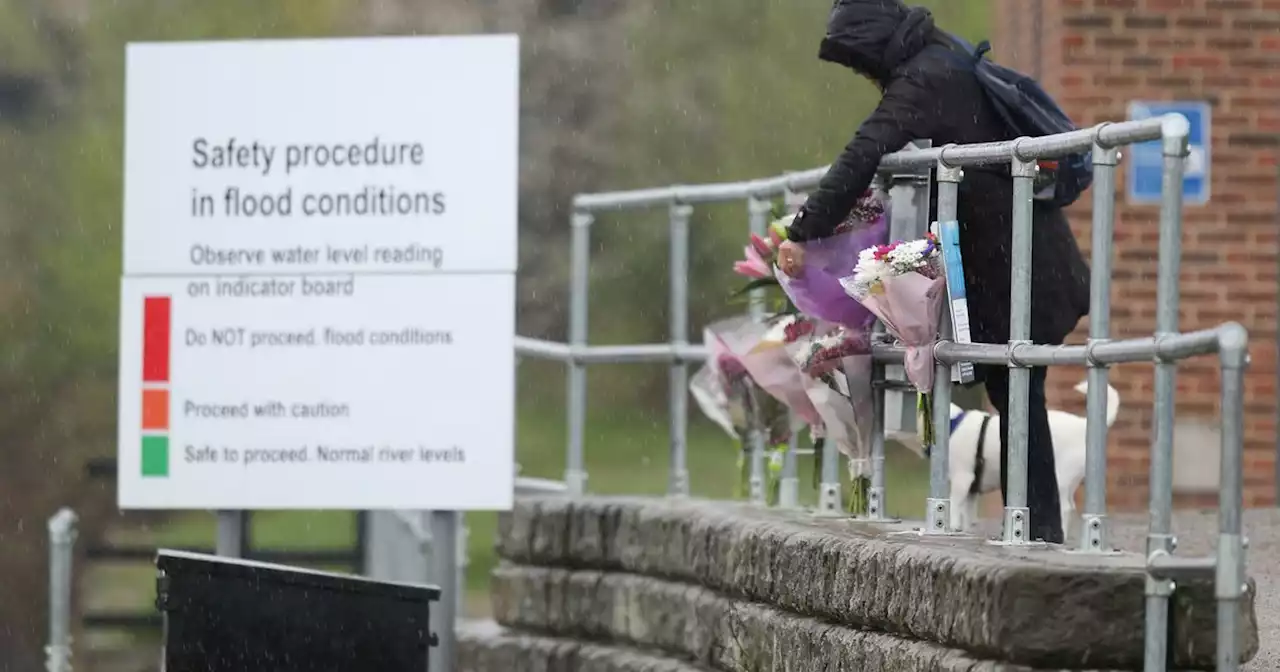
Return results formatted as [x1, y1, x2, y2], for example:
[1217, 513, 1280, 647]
[788, 75, 936, 242]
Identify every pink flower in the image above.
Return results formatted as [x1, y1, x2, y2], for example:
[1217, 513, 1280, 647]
[733, 245, 771, 279]
[750, 233, 773, 258]
[803, 332, 873, 377]
[768, 226, 785, 248]
[716, 353, 748, 381]
[782, 318, 815, 343]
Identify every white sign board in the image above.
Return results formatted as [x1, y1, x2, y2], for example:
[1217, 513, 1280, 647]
[118, 36, 518, 510]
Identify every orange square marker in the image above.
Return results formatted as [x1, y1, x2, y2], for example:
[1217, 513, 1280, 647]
[141, 389, 169, 431]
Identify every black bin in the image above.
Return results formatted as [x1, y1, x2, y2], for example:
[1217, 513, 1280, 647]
[156, 549, 440, 672]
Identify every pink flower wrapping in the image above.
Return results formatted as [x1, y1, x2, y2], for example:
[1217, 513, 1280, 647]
[856, 272, 946, 392]
[708, 316, 822, 426]
[785, 337, 874, 463]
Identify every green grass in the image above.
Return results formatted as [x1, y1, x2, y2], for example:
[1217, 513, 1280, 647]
[90, 387, 930, 623]
[465, 402, 929, 596]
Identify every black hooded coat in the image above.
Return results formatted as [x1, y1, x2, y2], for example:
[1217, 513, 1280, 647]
[788, 0, 1091, 359]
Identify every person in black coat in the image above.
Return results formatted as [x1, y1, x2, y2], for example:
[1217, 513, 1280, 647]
[777, 0, 1090, 544]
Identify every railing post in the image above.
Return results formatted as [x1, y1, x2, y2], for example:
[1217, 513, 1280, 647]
[1143, 114, 1189, 672]
[779, 411, 802, 509]
[1216, 323, 1249, 672]
[428, 510, 459, 672]
[456, 517, 469, 617]
[781, 187, 805, 510]
[747, 196, 772, 506]
[566, 210, 594, 496]
[46, 508, 77, 672]
[1002, 142, 1036, 545]
[668, 203, 694, 496]
[925, 157, 962, 535]
[215, 510, 246, 557]
[867, 173, 890, 520]
[867, 362, 888, 519]
[1081, 133, 1121, 553]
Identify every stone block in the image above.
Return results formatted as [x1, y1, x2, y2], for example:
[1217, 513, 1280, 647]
[487, 567, 1114, 671]
[493, 496, 1258, 670]
[458, 620, 706, 672]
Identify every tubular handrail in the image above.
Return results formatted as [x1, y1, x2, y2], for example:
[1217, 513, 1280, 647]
[516, 336, 709, 363]
[515, 326, 1229, 368]
[571, 117, 1178, 211]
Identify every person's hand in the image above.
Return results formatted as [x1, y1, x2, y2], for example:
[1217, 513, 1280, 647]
[777, 240, 805, 278]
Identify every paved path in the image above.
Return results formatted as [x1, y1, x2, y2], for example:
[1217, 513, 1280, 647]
[980, 508, 1280, 670]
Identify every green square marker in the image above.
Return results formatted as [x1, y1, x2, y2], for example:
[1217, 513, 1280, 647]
[141, 435, 169, 477]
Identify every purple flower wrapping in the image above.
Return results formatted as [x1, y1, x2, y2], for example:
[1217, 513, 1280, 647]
[775, 216, 888, 331]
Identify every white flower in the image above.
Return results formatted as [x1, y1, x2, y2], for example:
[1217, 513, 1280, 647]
[815, 329, 847, 351]
[841, 236, 939, 301]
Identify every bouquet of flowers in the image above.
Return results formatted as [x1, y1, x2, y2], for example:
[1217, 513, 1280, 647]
[713, 315, 822, 425]
[786, 321, 877, 514]
[840, 233, 947, 393]
[773, 190, 889, 330]
[731, 217, 799, 313]
[692, 323, 796, 501]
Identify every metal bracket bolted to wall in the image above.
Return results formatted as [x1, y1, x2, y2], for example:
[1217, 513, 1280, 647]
[925, 497, 951, 534]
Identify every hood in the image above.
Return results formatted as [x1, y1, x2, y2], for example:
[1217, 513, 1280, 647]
[819, 0, 937, 84]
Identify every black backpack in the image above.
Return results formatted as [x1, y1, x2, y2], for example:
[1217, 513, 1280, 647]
[943, 35, 1093, 209]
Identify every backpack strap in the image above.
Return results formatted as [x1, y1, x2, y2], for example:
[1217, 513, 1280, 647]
[972, 40, 992, 62]
[941, 32, 994, 64]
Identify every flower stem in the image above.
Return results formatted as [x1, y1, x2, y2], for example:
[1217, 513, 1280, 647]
[919, 393, 934, 450]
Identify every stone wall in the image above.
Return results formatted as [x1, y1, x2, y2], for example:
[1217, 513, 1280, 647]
[459, 496, 1259, 671]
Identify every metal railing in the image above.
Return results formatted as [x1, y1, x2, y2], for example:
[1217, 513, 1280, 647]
[48, 115, 1251, 672]
[47, 509, 77, 672]
[510, 114, 1250, 671]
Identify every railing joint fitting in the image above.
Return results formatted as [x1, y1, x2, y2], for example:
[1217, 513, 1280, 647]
[1216, 322, 1249, 369]
[1010, 137, 1037, 173]
[1091, 141, 1120, 167]
[1160, 113, 1192, 158]
[1152, 332, 1176, 363]
[1149, 578, 1177, 596]
[1084, 338, 1111, 368]
[936, 147, 963, 183]
[669, 185, 688, 206]
[747, 196, 773, 215]
[571, 210, 595, 229]
[1007, 340, 1032, 368]
[1091, 122, 1117, 152]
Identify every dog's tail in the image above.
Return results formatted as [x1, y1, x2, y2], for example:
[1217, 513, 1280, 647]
[1072, 379, 1121, 427]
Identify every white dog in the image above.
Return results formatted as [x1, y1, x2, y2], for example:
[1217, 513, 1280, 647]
[893, 379, 1120, 538]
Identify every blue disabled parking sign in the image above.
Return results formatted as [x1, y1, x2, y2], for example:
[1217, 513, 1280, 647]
[1126, 101, 1211, 205]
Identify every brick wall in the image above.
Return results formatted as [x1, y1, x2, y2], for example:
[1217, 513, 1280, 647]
[990, 0, 1279, 511]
